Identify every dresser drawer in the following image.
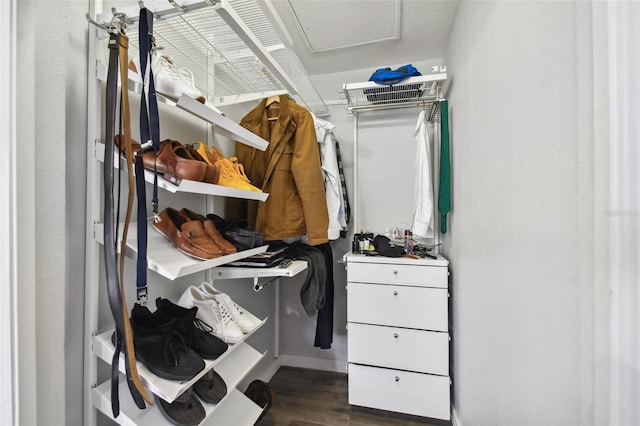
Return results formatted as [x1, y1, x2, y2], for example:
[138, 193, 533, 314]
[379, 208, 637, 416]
[347, 282, 448, 331]
[348, 323, 448, 375]
[348, 262, 447, 288]
[348, 364, 450, 420]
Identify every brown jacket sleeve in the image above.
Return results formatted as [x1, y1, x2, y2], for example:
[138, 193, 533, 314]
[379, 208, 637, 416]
[290, 109, 329, 245]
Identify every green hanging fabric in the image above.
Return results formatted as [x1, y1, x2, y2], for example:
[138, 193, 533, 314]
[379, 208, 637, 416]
[438, 100, 451, 234]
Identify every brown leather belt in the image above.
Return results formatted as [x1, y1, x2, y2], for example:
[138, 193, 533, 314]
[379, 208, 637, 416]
[103, 21, 153, 417]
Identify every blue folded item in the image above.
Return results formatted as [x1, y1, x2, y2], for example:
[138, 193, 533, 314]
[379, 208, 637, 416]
[368, 64, 422, 85]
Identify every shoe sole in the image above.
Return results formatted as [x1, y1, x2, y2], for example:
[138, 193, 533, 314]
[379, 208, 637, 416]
[138, 355, 202, 382]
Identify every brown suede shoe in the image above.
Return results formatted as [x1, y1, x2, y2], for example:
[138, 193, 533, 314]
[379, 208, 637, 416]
[153, 208, 223, 260]
[179, 208, 238, 255]
[142, 140, 220, 185]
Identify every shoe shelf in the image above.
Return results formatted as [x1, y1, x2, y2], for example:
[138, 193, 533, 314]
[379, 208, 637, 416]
[94, 142, 269, 202]
[176, 94, 269, 150]
[93, 317, 267, 404]
[92, 344, 265, 426]
[211, 260, 308, 280]
[93, 382, 262, 426]
[94, 223, 268, 280]
[97, 70, 270, 152]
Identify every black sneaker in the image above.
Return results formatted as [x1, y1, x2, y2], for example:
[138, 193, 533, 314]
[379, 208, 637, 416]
[155, 388, 205, 426]
[193, 369, 227, 404]
[155, 297, 228, 360]
[130, 304, 204, 381]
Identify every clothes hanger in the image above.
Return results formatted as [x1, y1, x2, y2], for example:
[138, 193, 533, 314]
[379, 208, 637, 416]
[266, 95, 280, 107]
[266, 96, 280, 120]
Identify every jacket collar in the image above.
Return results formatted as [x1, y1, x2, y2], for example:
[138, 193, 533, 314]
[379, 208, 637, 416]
[242, 96, 298, 183]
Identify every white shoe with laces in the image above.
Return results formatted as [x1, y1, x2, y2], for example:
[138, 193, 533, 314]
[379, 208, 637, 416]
[178, 286, 244, 344]
[199, 282, 261, 333]
[152, 53, 205, 103]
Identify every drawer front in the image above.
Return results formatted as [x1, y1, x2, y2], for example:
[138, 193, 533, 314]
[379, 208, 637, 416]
[348, 323, 449, 375]
[348, 363, 450, 420]
[348, 262, 447, 288]
[347, 282, 448, 331]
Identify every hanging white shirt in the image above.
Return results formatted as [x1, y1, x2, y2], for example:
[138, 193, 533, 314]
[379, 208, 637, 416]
[313, 114, 345, 240]
[412, 110, 435, 238]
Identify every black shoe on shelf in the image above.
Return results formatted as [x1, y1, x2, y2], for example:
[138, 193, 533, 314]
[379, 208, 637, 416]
[193, 369, 227, 404]
[155, 388, 205, 426]
[155, 297, 229, 360]
[206, 213, 264, 250]
[130, 303, 205, 381]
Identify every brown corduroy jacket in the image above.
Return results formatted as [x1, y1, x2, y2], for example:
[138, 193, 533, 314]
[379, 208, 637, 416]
[230, 96, 329, 246]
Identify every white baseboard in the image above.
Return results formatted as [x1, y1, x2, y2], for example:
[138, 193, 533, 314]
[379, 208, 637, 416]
[253, 357, 282, 382]
[452, 406, 461, 426]
[278, 354, 348, 374]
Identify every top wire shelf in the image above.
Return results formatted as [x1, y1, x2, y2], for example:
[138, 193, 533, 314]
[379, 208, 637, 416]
[342, 73, 447, 114]
[90, 0, 328, 116]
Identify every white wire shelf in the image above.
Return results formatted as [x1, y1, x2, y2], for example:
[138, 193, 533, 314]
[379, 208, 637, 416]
[91, 0, 328, 115]
[94, 222, 269, 280]
[92, 338, 265, 425]
[342, 73, 447, 113]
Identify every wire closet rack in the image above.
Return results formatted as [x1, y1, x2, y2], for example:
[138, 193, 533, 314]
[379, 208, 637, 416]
[89, 0, 328, 116]
[342, 73, 447, 119]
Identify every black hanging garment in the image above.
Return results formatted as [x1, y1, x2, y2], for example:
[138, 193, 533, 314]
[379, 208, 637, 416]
[284, 242, 334, 349]
[313, 242, 334, 349]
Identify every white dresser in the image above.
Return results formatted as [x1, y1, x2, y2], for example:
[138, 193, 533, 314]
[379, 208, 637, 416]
[346, 253, 451, 421]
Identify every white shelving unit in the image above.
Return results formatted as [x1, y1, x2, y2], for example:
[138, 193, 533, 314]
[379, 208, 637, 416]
[342, 72, 451, 421]
[84, 1, 319, 425]
[342, 72, 448, 245]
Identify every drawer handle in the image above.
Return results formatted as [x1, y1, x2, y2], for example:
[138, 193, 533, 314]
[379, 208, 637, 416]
[393, 333, 399, 338]
[395, 376, 400, 382]
[393, 291, 398, 296]
[393, 270, 398, 276]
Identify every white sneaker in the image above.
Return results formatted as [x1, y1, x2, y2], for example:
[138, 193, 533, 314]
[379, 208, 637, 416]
[200, 282, 261, 333]
[178, 286, 244, 344]
[152, 53, 205, 102]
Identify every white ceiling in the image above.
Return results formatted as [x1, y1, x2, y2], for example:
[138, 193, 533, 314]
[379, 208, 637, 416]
[268, 0, 460, 76]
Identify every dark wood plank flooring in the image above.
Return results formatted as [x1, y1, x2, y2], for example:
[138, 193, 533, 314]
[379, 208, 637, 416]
[256, 367, 447, 426]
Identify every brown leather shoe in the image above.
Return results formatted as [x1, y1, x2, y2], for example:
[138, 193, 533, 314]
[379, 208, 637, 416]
[179, 208, 237, 255]
[153, 208, 223, 260]
[142, 140, 220, 185]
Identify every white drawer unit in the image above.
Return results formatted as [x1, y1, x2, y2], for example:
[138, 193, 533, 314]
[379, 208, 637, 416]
[346, 254, 451, 421]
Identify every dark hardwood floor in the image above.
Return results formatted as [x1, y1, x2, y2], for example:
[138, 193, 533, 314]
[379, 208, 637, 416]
[256, 367, 447, 426]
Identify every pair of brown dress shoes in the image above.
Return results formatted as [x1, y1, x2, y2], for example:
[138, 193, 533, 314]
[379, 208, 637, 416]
[141, 140, 220, 185]
[154, 207, 237, 260]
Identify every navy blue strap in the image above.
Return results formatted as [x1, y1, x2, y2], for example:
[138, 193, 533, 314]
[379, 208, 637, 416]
[135, 7, 160, 302]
